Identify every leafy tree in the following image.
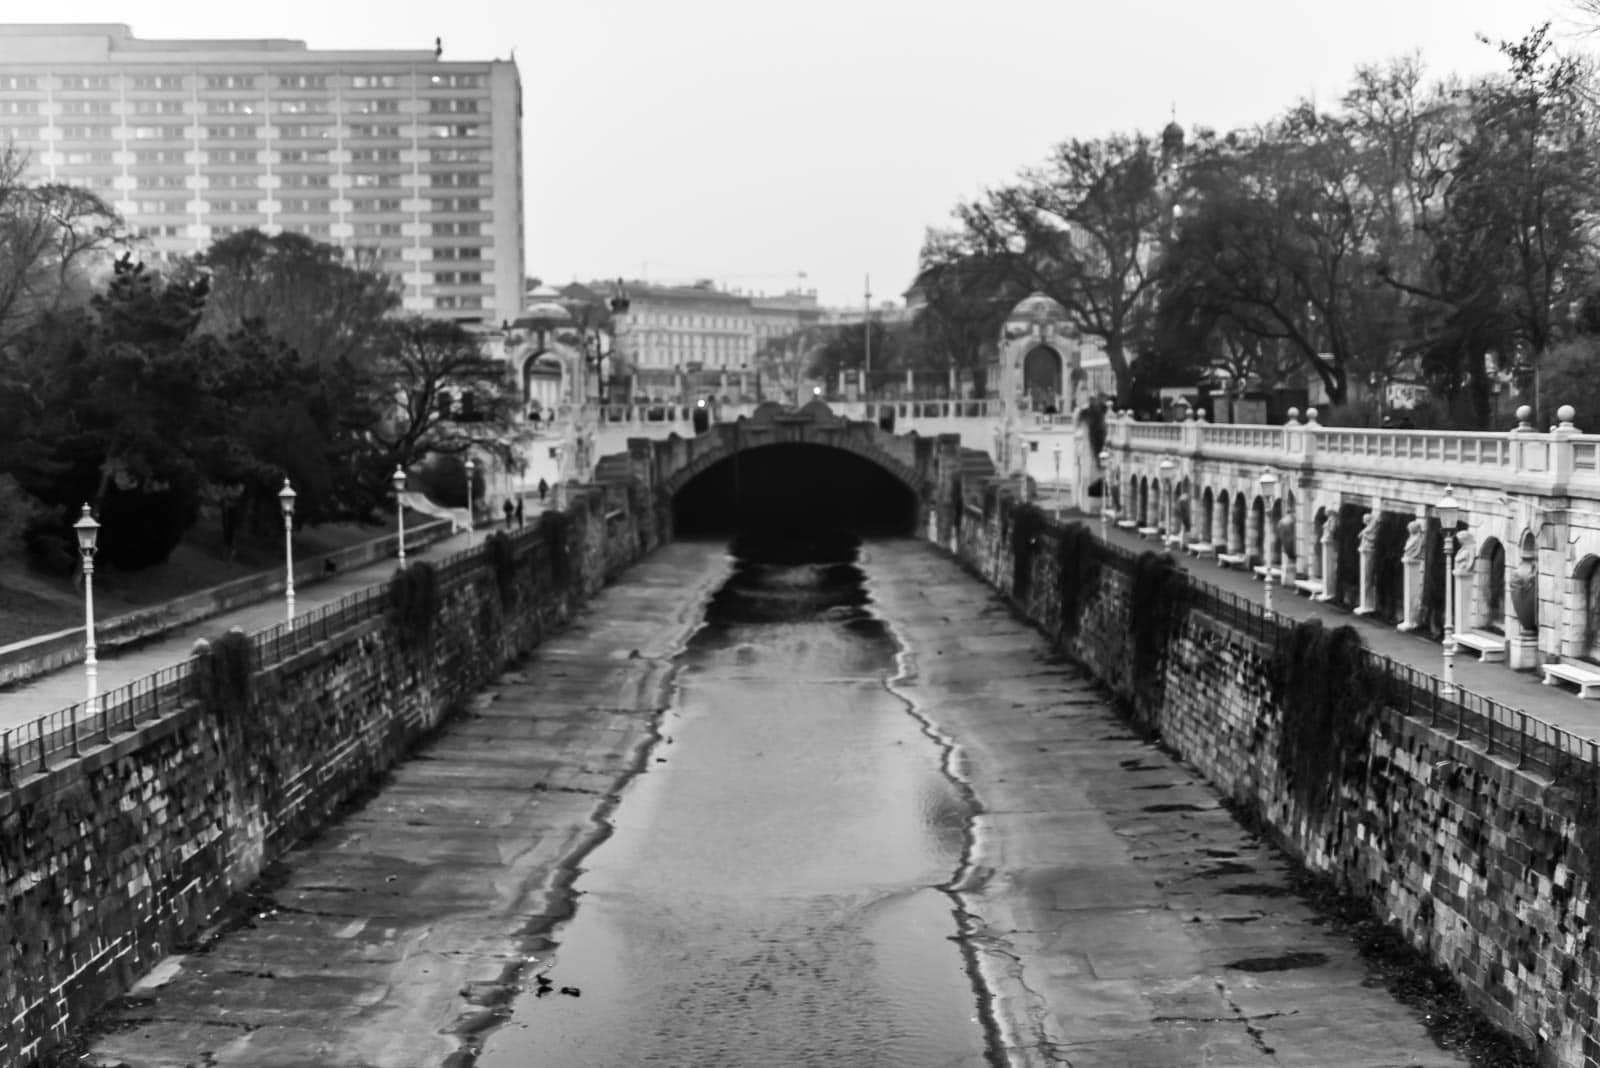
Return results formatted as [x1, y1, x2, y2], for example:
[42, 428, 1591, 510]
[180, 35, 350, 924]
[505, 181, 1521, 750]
[906, 238, 1028, 396]
[811, 319, 908, 392]
[955, 130, 1185, 406]
[753, 325, 829, 404]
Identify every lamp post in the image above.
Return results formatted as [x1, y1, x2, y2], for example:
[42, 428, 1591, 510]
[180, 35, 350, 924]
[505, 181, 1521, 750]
[1258, 469, 1279, 611]
[1052, 444, 1063, 519]
[277, 478, 296, 627]
[73, 504, 100, 715]
[392, 465, 407, 567]
[1098, 449, 1113, 540]
[1437, 485, 1460, 696]
[464, 457, 476, 544]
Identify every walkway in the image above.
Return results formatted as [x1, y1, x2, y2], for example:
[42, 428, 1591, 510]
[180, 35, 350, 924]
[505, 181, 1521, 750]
[1071, 508, 1600, 749]
[0, 515, 546, 734]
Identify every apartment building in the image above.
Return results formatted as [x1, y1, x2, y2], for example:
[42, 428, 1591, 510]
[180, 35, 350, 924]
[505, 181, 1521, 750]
[0, 23, 524, 326]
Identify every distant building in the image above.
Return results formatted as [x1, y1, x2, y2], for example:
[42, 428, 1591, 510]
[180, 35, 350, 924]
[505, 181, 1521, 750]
[0, 23, 525, 327]
[820, 301, 910, 327]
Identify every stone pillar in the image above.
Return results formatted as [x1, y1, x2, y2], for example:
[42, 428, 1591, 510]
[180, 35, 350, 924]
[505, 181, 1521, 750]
[1398, 559, 1422, 631]
[1213, 497, 1226, 547]
[1316, 521, 1338, 601]
[1356, 513, 1378, 615]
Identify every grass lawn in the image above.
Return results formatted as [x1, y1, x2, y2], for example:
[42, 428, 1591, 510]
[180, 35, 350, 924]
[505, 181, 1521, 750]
[0, 511, 424, 648]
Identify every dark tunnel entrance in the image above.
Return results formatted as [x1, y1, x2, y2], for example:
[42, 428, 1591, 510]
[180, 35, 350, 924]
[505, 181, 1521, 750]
[671, 443, 920, 538]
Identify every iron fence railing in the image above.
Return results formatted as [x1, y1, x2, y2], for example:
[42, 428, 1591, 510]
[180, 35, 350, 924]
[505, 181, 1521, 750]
[0, 527, 522, 792]
[1053, 522, 1599, 781]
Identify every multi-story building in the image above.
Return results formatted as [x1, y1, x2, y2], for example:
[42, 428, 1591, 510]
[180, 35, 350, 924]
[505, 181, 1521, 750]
[0, 23, 524, 327]
[609, 280, 822, 397]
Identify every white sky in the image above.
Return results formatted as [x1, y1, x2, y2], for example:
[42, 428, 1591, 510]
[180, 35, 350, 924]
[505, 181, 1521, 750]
[22, 0, 1587, 305]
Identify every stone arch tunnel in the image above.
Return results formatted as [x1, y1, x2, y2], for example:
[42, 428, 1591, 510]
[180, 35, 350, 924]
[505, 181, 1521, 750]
[671, 441, 922, 537]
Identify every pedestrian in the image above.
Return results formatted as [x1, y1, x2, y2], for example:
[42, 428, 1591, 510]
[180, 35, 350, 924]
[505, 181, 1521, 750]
[515, 498, 525, 528]
[502, 499, 514, 527]
[538, 477, 549, 503]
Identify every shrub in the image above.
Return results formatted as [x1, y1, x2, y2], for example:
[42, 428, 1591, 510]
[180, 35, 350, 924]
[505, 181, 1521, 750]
[1054, 521, 1103, 640]
[1273, 619, 1380, 819]
[387, 560, 439, 650]
[486, 530, 517, 608]
[1128, 551, 1188, 707]
[1010, 502, 1045, 604]
[196, 627, 255, 723]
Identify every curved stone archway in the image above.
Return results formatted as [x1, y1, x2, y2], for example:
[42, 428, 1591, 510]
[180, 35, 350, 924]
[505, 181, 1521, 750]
[1022, 345, 1064, 410]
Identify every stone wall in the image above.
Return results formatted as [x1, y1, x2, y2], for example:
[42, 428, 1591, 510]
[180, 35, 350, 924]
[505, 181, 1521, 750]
[0, 483, 660, 1067]
[952, 491, 1600, 1068]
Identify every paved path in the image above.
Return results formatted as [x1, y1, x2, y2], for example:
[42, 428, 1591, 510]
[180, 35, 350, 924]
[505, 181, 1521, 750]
[0, 518, 545, 733]
[1072, 509, 1600, 748]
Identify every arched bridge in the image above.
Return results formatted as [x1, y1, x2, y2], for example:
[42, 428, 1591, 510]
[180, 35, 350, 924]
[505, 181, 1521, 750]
[590, 401, 996, 537]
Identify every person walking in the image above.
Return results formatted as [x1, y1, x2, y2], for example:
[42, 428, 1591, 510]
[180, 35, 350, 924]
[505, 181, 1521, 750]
[538, 478, 549, 503]
[515, 498, 525, 528]
[502, 499, 514, 527]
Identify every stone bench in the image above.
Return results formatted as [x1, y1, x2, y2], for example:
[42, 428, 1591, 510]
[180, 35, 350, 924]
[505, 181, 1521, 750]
[1541, 661, 1600, 699]
[1293, 579, 1324, 598]
[1186, 542, 1217, 559]
[1137, 526, 1160, 540]
[1117, 519, 1140, 531]
[1251, 565, 1285, 582]
[1217, 553, 1249, 570]
[1163, 533, 1186, 551]
[1454, 631, 1507, 663]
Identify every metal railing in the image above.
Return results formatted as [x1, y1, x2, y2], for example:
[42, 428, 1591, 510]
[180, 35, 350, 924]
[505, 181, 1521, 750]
[0, 527, 524, 792]
[1053, 522, 1598, 781]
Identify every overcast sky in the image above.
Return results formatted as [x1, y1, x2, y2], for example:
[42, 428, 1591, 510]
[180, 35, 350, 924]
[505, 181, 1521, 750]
[25, 1, 1586, 305]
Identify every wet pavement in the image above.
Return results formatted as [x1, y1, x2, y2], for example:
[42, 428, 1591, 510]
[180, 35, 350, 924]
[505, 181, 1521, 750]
[77, 535, 1473, 1068]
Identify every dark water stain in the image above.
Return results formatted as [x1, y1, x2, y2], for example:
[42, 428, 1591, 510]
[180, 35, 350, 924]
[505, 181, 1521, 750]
[1141, 803, 1209, 813]
[1220, 882, 1296, 898]
[1225, 951, 1329, 972]
[1192, 861, 1257, 879]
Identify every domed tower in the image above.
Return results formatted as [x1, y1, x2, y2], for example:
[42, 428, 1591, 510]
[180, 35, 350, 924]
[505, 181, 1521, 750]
[1161, 116, 1185, 161]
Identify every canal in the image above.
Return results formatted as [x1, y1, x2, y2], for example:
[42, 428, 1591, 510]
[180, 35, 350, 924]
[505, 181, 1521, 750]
[479, 528, 995, 1067]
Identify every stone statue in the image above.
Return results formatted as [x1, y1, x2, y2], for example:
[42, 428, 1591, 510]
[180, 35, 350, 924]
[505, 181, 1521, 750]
[1452, 534, 1476, 578]
[1359, 512, 1378, 553]
[1321, 511, 1339, 546]
[1275, 514, 1296, 561]
[1402, 518, 1426, 563]
[1509, 554, 1539, 636]
[1174, 493, 1190, 532]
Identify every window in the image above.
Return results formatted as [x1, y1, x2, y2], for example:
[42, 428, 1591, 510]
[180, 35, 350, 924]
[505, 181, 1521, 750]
[278, 74, 327, 90]
[209, 148, 257, 164]
[132, 75, 183, 90]
[129, 124, 184, 140]
[136, 223, 185, 238]
[59, 125, 115, 140]
[350, 74, 399, 89]
[431, 221, 477, 236]
[138, 174, 188, 189]
[429, 147, 482, 163]
[208, 174, 258, 189]
[206, 125, 257, 140]
[63, 149, 114, 165]
[427, 99, 478, 114]
[277, 148, 330, 163]
[207, 100, 257, 115]
[278, 197, 324, 212]
[0, 101, 38, 116]
[136, 149, 186, 164]
[276, 124, 330, 140]
[427, 123, 480, 139]
[429, 172, 479, 187]
[429, 73, 480, 88]
[350, 99, 401, 114]
[350, 173, 400, 188]
[204, 75, 257, 90]
[134, 198, 186, 214]
[132, 100, 185, 115]
[277, 99, 328, 115]
[349, 124, 402, 138]
[351, 197, 403, 212]
[352, 221, 402, 237]
[433, 271, 482, 284]
[59, 75, 111, 91]
[431, 197, 480, 212]
[432, 246, 482, 260]
[280, 173, 330, 188]
[351, 148, 401, 162]
[292, 223, 332, 237]
[0, 76, 39, 91]
[208, 198, 258, 213]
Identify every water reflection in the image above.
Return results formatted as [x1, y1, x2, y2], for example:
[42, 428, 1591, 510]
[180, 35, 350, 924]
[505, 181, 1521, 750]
[478, 529, 990, 1068]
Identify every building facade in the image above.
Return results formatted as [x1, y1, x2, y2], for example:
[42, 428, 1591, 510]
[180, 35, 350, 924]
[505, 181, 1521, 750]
[0, 23, 524, 327]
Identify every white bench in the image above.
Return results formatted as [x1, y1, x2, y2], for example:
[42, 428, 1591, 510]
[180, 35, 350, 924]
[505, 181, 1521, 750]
[1251, 565, 1284, 582]
[1541, 661, 1600, 698]
[1217, 553, 1249, 570]
[1186, 542, 1217, 559]
[1163, 533, 1186, 551]
[1293, 579, 1324, 598]
[1117, 519, 1140, 531]
[1454, 631, 1507, 663]
[1137, 526, 1160, 540]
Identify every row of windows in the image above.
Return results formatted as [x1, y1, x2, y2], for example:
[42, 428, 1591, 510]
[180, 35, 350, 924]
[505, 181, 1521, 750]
[7, 72, 486, 93]
[28, 121, 490, 140]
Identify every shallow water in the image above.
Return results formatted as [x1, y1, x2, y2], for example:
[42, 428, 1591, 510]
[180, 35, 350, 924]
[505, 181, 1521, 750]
[478, 532, 991, 1067]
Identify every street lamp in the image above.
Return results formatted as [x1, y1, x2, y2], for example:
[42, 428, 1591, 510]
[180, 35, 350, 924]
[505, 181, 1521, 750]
[277, 478, 296, 627]
[1052, 444, 1063, 519]
[1258, 469, 1280, 611]
[1098, 449, 1113, 540]
[464, 457, 476, 544]
[1437, 485, 1460, 696]
[392, 465, 407, 567]
[73, 504, 99, 714]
